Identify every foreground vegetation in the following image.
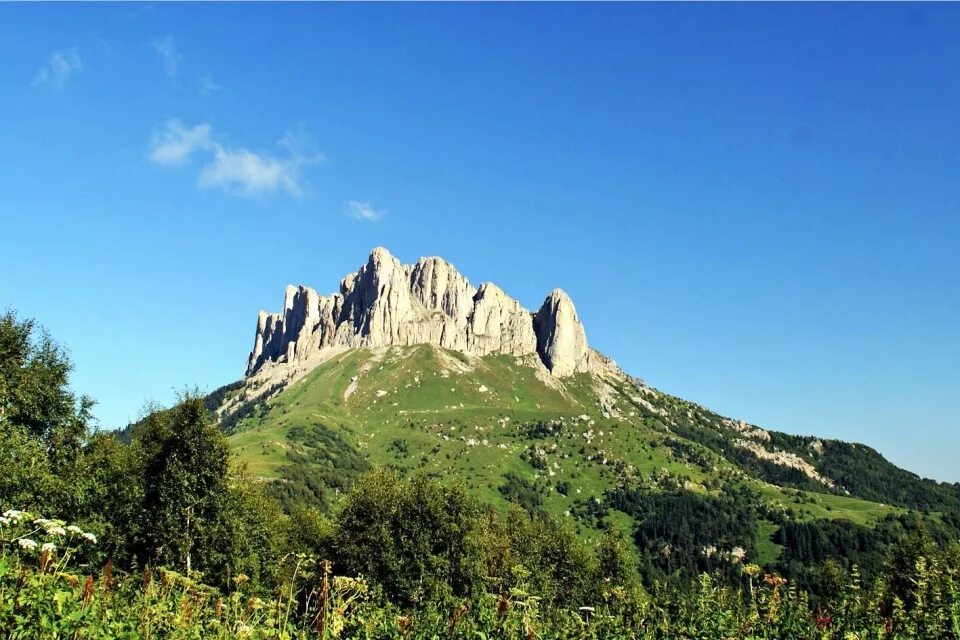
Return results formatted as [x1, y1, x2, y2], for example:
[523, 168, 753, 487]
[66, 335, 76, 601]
[3, 497, 959, 639]
[2, 309, 959, 638]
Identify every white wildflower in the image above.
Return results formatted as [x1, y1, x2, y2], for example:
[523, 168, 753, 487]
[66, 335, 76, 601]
[3, 509, 25, 522]
[81, 532, 97, 544]
[18, 538, 38, 551]
[0, 517, 9, 527]
[47, 526, 67, 537]
[66, 525, 83, 535]
[41, 542, 56, 553]
[33, 518, 51, 527]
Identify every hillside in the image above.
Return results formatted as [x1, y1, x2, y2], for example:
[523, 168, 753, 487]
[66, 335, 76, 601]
[210, 248, 959, 584]
[226, 344, 907, 519]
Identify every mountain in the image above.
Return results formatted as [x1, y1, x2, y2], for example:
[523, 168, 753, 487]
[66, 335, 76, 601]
[214, 247, 959, 578]
[245, 246, 597, 379]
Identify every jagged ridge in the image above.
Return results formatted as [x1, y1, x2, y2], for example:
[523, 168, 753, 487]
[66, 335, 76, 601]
[246, 247, 595, 378]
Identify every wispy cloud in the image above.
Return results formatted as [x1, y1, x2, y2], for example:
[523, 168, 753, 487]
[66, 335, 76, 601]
[152, 35, 182, 79]
[149, 120, 213, 166]
[31, 49, 82, 90]
[199, 76, 221, 96]
[148, 119, 322, 198]
[199, 147, 302, 197]
[347, 201, 385, 222]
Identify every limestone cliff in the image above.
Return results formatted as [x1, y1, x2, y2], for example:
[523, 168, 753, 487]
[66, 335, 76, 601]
[246, 247, 592, 377]
[534, 289, 590, 377]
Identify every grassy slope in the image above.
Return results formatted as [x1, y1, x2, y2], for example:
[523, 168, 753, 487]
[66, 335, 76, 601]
[227, 345, 898, 548]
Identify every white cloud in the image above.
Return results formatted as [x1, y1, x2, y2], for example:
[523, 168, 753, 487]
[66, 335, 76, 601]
[200, 146, 303, 197]
[152, 35, 182, 79]
[149, 120, 213, 166]
[199, 76, 221, 96]
[148, 119, 322, 198]
[347, 201, 384, 222]
[31, 49, 82, 90]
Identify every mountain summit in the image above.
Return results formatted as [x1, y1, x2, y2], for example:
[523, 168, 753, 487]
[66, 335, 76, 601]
[247, 247, 595, 378]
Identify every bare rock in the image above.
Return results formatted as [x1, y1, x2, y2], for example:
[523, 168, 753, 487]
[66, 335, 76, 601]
[534, 289, 589, 377]
[245, 247, 591, 378]
[467, 283, 537, 356]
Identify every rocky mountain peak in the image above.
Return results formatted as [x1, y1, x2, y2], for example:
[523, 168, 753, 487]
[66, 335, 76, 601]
[245, 247, 593, 378]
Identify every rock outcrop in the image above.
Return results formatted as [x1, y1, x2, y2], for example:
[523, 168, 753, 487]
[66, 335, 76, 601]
[534, 289, 589, 377]
[246, 247, 591, 378]
[466, 283, 538, 357]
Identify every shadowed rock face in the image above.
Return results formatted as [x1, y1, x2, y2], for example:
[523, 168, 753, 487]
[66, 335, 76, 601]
[246, 247, 590, 377]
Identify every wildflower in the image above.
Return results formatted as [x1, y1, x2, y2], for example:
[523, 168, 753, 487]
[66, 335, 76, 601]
[0, 517, 9, 527]
[33, 518, 51, 527]
[47, 525, 67, 537]
[102, 560, 114, 592]
[82, 575, 96, 604]
[66, 525, 83, 535]
[815, 606, 831, 631]
[41, 542, 56, 553]
[18, 538, 38, 551]
[763, 573, 787, 588]
[81, 532, 97, 544]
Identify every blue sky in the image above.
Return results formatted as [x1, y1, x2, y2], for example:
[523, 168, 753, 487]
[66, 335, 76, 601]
[1, 3, 958, 481]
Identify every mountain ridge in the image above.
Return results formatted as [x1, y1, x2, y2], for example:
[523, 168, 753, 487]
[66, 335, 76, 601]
[246, 247, 599, 379]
